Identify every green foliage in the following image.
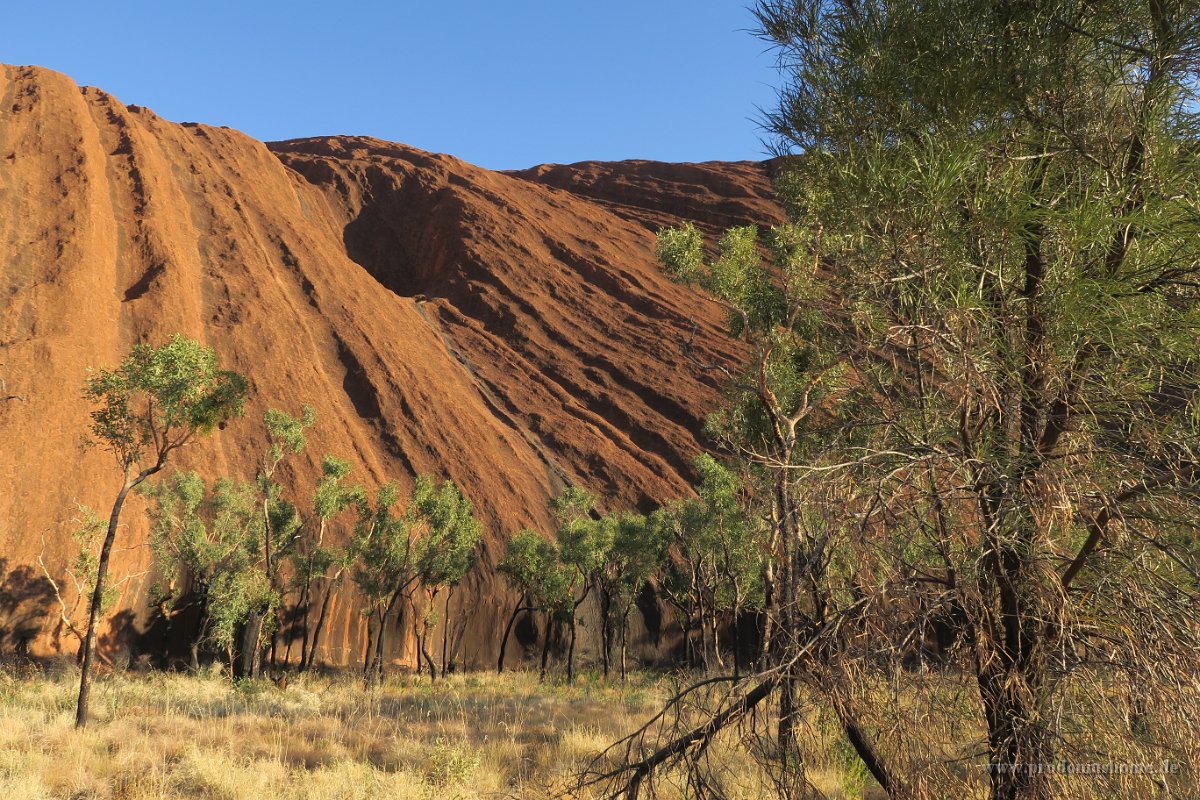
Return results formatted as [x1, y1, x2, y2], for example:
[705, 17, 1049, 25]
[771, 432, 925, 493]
[657, 219, 847, 461]
[635, 1, 1200, 794]
[500, 528, 572, 612]
[84, 334, 247, 472]
[411, 476, 483, 590]
[352, 476, 480, 616]
[76, 334, 247, 726]
[351, 482, 411, 612]
[313, 456, 362, 524]
[552, 487, 608, 582]
[291, 456, 362, 599]
[656, 455, 765, 616]
[67, 506, 118, 614]
[141, 471, 272, 653]
[141, 406, 328, 664]
[602, 511, 664, 609]
[659, 223, 785, 338]
[262, 405, 315, 477]
[208, 562, 277, 652]
[257, 407, 316, 567]
[424, 736, 480, 796]
[500, 487, 609, 622]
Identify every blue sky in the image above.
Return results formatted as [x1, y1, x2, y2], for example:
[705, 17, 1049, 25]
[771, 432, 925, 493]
[3, 1, 780, 170]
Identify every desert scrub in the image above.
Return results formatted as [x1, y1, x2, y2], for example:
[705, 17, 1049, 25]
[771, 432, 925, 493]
[0, 663, 686, 799]
[0, 663, 884, 798]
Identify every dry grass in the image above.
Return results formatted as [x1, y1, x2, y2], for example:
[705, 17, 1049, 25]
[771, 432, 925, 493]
[0, 661, 870, 800]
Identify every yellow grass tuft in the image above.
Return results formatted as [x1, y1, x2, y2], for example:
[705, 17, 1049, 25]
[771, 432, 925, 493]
[0, 662, 867, 799]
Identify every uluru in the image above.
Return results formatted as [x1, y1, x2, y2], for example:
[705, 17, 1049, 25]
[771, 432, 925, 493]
[0, 63, 782, 666]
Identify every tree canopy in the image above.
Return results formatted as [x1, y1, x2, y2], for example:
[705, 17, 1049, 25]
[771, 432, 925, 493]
[588, 2, 1200, 798]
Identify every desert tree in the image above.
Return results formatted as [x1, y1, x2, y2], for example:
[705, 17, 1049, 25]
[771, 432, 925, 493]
[497, 527, 572, 678]
[543, 487, 618, 684]
[76, 334, 246, 726]
[654, 455, 766, 677]
[292, 455, 363, 671]
[252, 406, 313, 676]
[497, 528, 550, 674]
[583, 1, 1200, 798]
[352, 475, 478, 683]
[141, 471, 263, 673]
[352, 481, 412, 684]
[594, 510, 666, 681]
[410, 475, 483, 680]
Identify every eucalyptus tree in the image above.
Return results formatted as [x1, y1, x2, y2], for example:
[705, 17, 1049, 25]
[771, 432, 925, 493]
[287, 456, 363, 671]
[594, 510, 665, 681]
[410, 476, 482, 680]
[76, 334, 246, 727]
[497, 527, 573, 679]
[141, 471, 263, 672]
[655, 455, 765, 676]
[252, 406, 313, 674]
[551, 487, 611, 684]
[352, 481, 412, 684]
[584, 2, 1200, 799]
[353, 475, 480, 683]
[496, 529, 541, 674]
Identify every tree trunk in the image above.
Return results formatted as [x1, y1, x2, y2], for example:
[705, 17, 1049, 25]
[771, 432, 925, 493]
[773, 476, 802, 757]
[497, 598, 528, 674]
[681, 609, 694, 668]
[539, 615, 553, 682]
[979, 662, 1051, 800]
[236, 611, 265, 680]
[421, 590, 438, 682]
[372, 589, 403, 684]
[700, 609, 720, 671]
[567, 612, 578, 685]
[440, 585, 452, 675]
[362, 612, 376, 679]
[293, 579, 311, 668]
[620, 617, 628, 682]
[759, 562, 775, 669]
[306, 577, 338, 672]
[421, 630, 438, 681]
[731, 610, 741, 681]
[76, 476, 137, 727]
[600, 588, 612, 680]
[372, 609, 388, 684]
[831, 692, 897, 796]
[190, 607, 211, 673]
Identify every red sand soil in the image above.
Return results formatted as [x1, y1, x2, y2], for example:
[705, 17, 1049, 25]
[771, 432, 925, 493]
[0, 64, 782, 667]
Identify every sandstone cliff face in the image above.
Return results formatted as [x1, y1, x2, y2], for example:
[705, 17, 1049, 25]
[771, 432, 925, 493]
[0, 64, 779, 667]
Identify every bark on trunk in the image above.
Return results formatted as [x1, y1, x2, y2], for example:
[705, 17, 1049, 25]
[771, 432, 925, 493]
[189, 607, 211, 673]
[600, 589, 612, 680]
[980, 664, 1051, 800]
[236, 611, 265, 680]
[567, 613, 578, 685]
[440, 585, 452, 675]
[372, 609, 388, 684]
[362, 613, 376, 679]
[539, 615, 554, 682]
[497, 599, 529, 674]
[293, 579, 311, 668]
[620, 621, 628, 682]
[306, 578, 338, 672]
[76, 476, 136, 728]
